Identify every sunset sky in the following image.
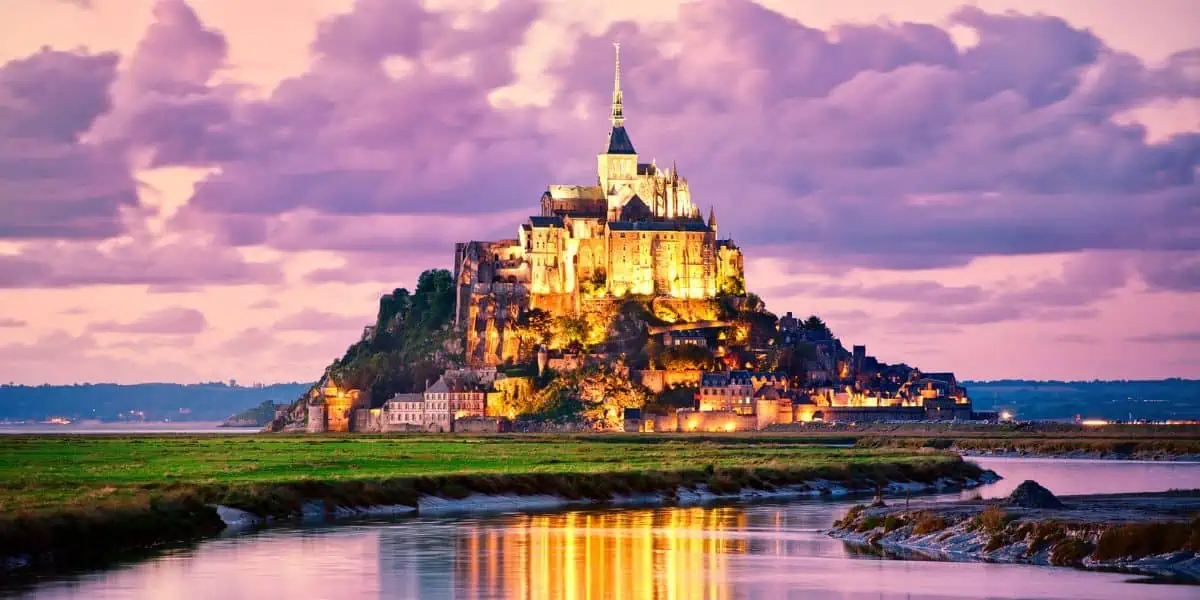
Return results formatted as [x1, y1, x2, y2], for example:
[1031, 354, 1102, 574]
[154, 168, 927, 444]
[0, 0, 1197, 384]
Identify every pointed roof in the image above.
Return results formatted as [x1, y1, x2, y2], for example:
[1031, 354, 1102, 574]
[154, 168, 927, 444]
[618, 195, 652, 221]
[707, 206, 717, 230]
[606, 125, 636, 154]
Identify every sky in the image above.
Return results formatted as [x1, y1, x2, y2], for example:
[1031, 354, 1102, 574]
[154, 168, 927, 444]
[0, 0, 1197, 384]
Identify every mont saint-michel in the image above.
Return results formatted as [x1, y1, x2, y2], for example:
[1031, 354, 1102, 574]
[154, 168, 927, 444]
[276, 47, 980, 435]
[453, 43, 745, 366]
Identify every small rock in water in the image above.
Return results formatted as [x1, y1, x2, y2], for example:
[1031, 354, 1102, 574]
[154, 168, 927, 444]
[1005, 480, 1064, 508]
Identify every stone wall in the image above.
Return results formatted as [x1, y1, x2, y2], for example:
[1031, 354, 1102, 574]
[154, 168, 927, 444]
[631, 369, 703, 394]
[675, 409, 755, 432]
[454, 416, 512, 433]
[352, 408, 382, 433]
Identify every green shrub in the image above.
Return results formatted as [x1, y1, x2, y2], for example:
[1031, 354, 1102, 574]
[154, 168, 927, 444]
[858, 515, 882, 532]
[883, 515, 905, 532]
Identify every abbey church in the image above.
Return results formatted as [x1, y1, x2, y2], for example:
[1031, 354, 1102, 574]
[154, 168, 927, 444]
[454, 45, 745, 365]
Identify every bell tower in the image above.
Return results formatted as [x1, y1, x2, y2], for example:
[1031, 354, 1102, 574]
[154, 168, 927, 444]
[598, 42, 637, 219]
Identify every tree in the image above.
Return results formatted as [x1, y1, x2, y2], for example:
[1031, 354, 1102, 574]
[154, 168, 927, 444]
[803, 315, 830, 335]
[513, 308, 553, 360]
[553, 314, 590, 348]
[658, 344, 715, 370]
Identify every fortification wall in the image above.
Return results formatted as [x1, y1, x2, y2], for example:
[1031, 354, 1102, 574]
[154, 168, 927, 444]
[631, 369, 702, 393]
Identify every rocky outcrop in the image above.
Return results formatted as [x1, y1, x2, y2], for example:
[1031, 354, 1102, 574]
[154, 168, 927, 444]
[828, 489, 1200, 584]
[1005, 480, 1064, 509]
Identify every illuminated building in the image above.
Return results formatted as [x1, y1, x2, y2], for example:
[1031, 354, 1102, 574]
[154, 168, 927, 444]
[453, 44, 745, 365]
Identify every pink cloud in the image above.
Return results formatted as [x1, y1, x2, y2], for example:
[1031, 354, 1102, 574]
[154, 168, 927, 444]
[273, 308, 367, 332]
[88, 306, 208, 334]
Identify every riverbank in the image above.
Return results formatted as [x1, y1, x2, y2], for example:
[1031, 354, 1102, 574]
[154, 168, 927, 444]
[851, 432, 1200, 461]
[828, 485, 1200, 583]
[0, 434, 991, 578]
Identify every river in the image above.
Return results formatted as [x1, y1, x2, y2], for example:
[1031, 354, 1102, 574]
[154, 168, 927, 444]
[10, 458, 1200, 599]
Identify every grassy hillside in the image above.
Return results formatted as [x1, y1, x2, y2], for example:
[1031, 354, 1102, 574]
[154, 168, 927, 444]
[321, 269, 459, 402]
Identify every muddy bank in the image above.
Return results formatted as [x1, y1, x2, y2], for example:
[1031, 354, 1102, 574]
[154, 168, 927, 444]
[828, 486, 1200, 583]
[854, 436, 1200, 461]
[1, 458, 992, 579]
[959, 449, 1200, 462]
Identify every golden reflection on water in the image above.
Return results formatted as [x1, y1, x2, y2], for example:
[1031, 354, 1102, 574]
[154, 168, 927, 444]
[453, 506, 748, 600]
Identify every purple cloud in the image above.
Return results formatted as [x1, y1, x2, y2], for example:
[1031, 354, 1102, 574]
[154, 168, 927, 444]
[1128, 331, 1200, 343]
[92, 0, 239, 167]
[0, 48, 139, 240]
[542, 1, 1200, 278]
[0, 239, 281, 289]
[0, 318, 26, 328]
[89, 307, 208, 335]
[3, 0, 1198, 309]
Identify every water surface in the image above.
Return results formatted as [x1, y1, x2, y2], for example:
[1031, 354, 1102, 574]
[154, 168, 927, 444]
[13, 458, 1200, 600]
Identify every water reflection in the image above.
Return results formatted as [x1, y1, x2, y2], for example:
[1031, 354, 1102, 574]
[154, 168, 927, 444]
[422, 507, 748, 600]
[15, 459, 1200, 600]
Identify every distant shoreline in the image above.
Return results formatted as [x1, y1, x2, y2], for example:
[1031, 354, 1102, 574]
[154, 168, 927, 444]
[0, 422, 252, 435]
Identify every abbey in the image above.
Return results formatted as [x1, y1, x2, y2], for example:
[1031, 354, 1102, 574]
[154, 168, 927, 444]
[454, 45, 745, 365]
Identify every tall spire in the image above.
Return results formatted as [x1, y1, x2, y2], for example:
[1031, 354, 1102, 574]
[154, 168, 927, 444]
[611, 42, 624, 128]
[708, 205, 717, 232]
[603, 42, 635, 154]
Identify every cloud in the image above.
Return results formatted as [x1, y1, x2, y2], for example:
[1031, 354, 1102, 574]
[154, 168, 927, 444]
[0, 48, 140, 240]
[273, 308, 367, 332]
[798, 281, 986, 305]
[0, 238, 282, 289]
[91, 0, 239, 167]
[1127, 331, 1200, 343]
[160, 0, 550, 228]
[540, 1, 1200, 277]
[88, 306, 208, 334]
[0, 330, 97, 362]
[0, 318, 26, 328]
[249, 298, 280, 310]
[34, 0, 1190, 290]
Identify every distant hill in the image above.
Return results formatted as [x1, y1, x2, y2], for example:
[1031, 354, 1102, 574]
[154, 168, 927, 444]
[0, 382, 311, 422]
[964, 379, 1200, 421]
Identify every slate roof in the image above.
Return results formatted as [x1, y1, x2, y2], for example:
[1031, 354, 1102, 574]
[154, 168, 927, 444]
[924, 372, 958, 384]
[606, 125, 636, 154]
[529, 216, 565, 228]
[618, 195, 652, 221]
[608, 220, 710, 232]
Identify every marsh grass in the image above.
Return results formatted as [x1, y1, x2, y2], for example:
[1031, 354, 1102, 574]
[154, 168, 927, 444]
[0, 434, 981, 576]
[911, 513, 950, 535]
[1092, 516, 1200, 561]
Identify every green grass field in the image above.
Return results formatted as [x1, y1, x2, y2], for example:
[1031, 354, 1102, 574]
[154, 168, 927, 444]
[0, 434, 963, 513]
[0, 434, 992, 572]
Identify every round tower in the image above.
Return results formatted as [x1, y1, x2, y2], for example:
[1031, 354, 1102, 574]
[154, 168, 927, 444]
[306, 400, 327, 433]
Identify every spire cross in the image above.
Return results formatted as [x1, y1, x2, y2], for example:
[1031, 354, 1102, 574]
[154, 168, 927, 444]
[611, 41, 624, 127]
